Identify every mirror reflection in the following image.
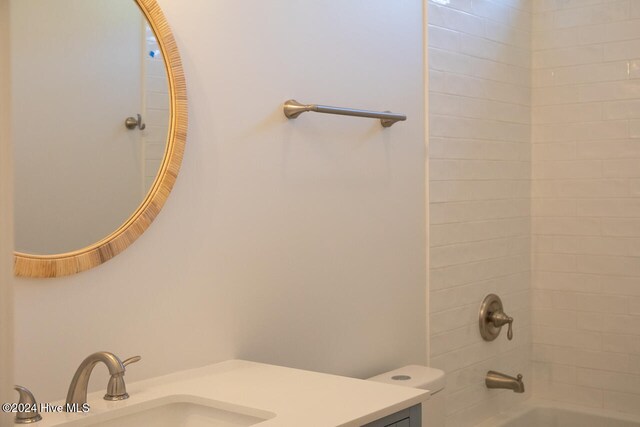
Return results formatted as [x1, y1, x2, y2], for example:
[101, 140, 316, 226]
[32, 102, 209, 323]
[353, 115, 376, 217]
[11, 0, 170, 255]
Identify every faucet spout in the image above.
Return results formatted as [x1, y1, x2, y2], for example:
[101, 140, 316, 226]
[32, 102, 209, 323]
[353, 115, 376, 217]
[486, 370, 525, 393]
[66, 352, 125, 407]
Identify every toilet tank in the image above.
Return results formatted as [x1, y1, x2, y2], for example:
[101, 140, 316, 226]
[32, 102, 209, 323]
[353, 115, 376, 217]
[367, 365, 445, 427]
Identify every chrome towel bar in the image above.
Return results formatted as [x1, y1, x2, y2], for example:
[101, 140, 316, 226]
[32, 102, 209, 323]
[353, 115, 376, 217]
[283, 99, 406, 128]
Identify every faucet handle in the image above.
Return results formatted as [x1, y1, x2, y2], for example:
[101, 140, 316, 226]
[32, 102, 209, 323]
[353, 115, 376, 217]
[14, 385, 42, 424]
[490, 311, 514, 340]
[123, 356, 141, 367]
[104, 356, 141, 401]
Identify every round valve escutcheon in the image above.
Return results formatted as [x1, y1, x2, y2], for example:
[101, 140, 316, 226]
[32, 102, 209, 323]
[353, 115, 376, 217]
[479, 294, 514, 342]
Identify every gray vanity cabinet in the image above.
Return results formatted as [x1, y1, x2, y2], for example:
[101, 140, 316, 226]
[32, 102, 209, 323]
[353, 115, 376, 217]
[361, 404, 421, 427]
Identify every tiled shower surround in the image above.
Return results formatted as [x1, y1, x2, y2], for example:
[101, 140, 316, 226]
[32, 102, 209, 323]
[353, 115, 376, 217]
[143, 24, 170, 191]
[531, 0, 640, 416]
[430, 0, 640, 425]
[428, 1, 532, 426]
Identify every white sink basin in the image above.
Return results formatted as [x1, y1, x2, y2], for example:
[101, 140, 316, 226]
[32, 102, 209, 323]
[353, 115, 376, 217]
[62, 396, 274, 427]
[92, 402, 268, 427]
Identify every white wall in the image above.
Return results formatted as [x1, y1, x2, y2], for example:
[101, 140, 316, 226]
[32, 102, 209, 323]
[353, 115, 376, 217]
[0, 0, 13, 425]
[427, 0, 532, 425]
[532, 0, 640, 416]
[13, 0, 427, 402]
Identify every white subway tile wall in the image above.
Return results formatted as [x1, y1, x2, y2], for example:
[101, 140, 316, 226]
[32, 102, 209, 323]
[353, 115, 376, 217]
[143, 24, 170, 191]
[532, 0, 640, 416]
[428, 1, 532, 426]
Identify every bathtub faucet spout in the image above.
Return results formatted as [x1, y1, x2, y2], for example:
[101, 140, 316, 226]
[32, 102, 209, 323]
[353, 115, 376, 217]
[486, 370, 525, 393]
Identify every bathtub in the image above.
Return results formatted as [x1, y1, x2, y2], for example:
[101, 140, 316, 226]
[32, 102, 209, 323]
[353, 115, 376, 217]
[476, 400, 640, 427]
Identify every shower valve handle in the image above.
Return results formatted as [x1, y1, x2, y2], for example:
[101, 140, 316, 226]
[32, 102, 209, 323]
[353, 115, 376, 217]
[491, 311, 513, 340]
[479, 294, 514, 341]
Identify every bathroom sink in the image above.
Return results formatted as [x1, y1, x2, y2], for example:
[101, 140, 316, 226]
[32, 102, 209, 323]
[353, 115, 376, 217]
[61, 396, 274, 427]
[41, 360, 428, 427]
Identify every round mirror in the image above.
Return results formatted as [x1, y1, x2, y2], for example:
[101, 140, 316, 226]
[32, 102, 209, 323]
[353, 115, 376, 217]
[12, 0, 187, 278]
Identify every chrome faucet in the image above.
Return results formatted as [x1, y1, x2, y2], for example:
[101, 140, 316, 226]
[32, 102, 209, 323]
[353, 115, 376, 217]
[486, 370, 525, 393]
[66, 352, 141, 408]
[13, 385, 42, 424]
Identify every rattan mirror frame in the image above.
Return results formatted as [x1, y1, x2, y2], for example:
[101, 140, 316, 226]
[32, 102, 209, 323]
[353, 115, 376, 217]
[14, 0, 187, 278]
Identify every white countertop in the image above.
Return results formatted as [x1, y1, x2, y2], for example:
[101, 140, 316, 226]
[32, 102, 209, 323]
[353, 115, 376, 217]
[36, 360, 429, 426]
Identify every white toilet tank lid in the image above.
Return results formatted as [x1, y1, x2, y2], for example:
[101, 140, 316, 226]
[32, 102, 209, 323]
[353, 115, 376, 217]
[367, 365, 445, 394]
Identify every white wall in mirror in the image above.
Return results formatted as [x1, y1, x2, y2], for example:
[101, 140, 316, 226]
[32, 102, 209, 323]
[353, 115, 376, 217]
[13, 0, 427, 402]
[0, 0, 14, 423]
[11, 0, 170, 255]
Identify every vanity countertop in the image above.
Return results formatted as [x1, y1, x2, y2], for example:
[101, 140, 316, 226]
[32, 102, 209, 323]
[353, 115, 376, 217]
[37, 359, 429, 426]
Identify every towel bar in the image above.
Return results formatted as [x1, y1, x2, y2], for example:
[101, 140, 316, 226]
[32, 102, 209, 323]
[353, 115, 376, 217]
[283, 99, 406, 128]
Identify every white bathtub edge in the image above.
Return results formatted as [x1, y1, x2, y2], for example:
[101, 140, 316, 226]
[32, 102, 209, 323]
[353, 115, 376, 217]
[475, 399, 640, 427]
